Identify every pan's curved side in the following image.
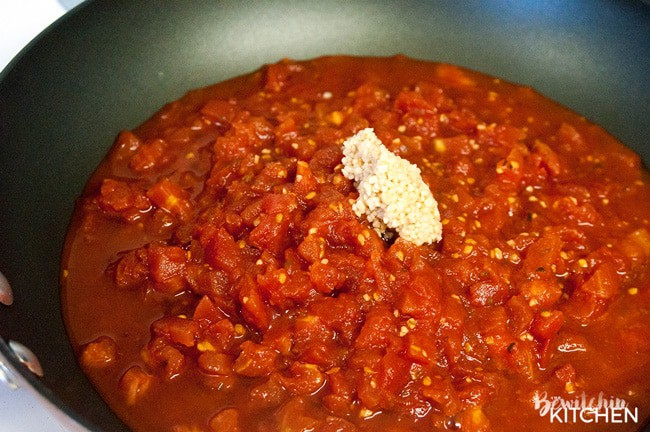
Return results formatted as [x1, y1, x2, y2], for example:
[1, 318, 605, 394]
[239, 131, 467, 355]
[0, 0, 648, 431]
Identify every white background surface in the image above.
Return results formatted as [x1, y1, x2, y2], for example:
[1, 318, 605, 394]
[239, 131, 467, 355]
[1, 2, 84, 430]
[0, 0, 66, 73]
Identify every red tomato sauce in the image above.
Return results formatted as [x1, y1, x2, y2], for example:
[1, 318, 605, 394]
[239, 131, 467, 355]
[61, 56, 650, 432]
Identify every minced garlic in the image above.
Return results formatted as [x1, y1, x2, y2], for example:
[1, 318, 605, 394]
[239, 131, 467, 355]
[341, 128, 442, 246]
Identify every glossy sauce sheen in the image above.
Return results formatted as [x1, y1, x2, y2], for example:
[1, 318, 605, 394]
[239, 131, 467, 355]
[61, 56, 650, 432]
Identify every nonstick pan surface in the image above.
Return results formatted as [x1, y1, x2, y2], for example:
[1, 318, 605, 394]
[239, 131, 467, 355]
[0, 1, 648, 430]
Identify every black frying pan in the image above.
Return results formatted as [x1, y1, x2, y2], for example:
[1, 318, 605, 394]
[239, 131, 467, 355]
[1, 1, 649, 430]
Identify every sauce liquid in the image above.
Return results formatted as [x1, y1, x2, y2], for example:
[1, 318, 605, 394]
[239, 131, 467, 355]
[62, 56, 650, 432]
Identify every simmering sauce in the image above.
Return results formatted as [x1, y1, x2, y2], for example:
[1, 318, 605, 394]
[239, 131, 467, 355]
[61, 56, 650, 432]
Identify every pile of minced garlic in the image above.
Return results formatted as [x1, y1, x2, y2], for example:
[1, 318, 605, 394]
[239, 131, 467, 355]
[341, 128, 442, 246]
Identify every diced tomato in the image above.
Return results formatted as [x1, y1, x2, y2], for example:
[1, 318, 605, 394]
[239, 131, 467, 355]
[297, 234, 326, 263]
[322, 370, 355, 417]
[147, 243, 187, 293]
[456, 382, 493, 407]
[438, 296, 467, 365]
[580, 262, 620, 299]
[233, 340, 278, 377]
[469, 281, 509, 307]
[519, 279, 563, 309]
[129, 138, 172, 172]
[404, 331, 437, 366]
[98, 178, 150, 216]
[506, 340, 539, 381]
[554, 363, 576, 387]
[204, 319, 237, 353]
[356, 373, 382, 410]
[147, 178, 192, 220]
[557, 122, 588, 153]
[149, 344, 186, 379]
[618, 228, 650, 265]
[457, 406, 491, 432]
[200, 99, 239, 124]
[351, 83, 390, 115]
[293, 160, 320, 201]
[151, 316, 199, 347]
[354, 306, 397, 350]
[113, 248, 149, 290]
[436, 64, 476, 87]
[309, 145, 343, 177]
[80, 336, 117, 368]
[249, 373, 286, 408]
[292, 315, 332, 352]
[264, 61, 304, 92]
[279, 362, 326, 395]
[563, 289, 607, 323]
[208, 408, 241, 432]
[309, 261, 345, 294]
[257, 268, 313, 308]
[261, 192, 299, 215]
[397, 270, 442, 316]
[320, 416, 358, 432]
[531, 310, 564, 340]
[493, 144, 527, 187]
[198, 352, 233, 376]
[206, 159, 240, 191]
[505, 295, 535, 335]
[274, 397, 320, 432]
[204, 228, 247, 280]
[113, 130, 142, 155]
[251, 161, 293, 193]
[237, 275, 272, 330]
[394, 90, 435, 116]
[193, 295, 225, 325]
[119, 366, 154, 405]
[213, 114, 273, 161]
[248, 212, 291, 257]
[532, 140, 563, 177]
[421, 376, 462, 415]
[376, 349, 411, 405]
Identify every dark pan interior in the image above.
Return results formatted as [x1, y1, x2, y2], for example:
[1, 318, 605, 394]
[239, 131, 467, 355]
[0, 0, 648, 430]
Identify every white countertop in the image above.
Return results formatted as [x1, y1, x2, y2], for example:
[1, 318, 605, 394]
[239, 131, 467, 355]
[1, 2, 86, 431]
[0, 0, 68, 73]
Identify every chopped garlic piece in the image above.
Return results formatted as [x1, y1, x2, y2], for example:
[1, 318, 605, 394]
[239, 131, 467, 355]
[341, 128, 442, 246]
